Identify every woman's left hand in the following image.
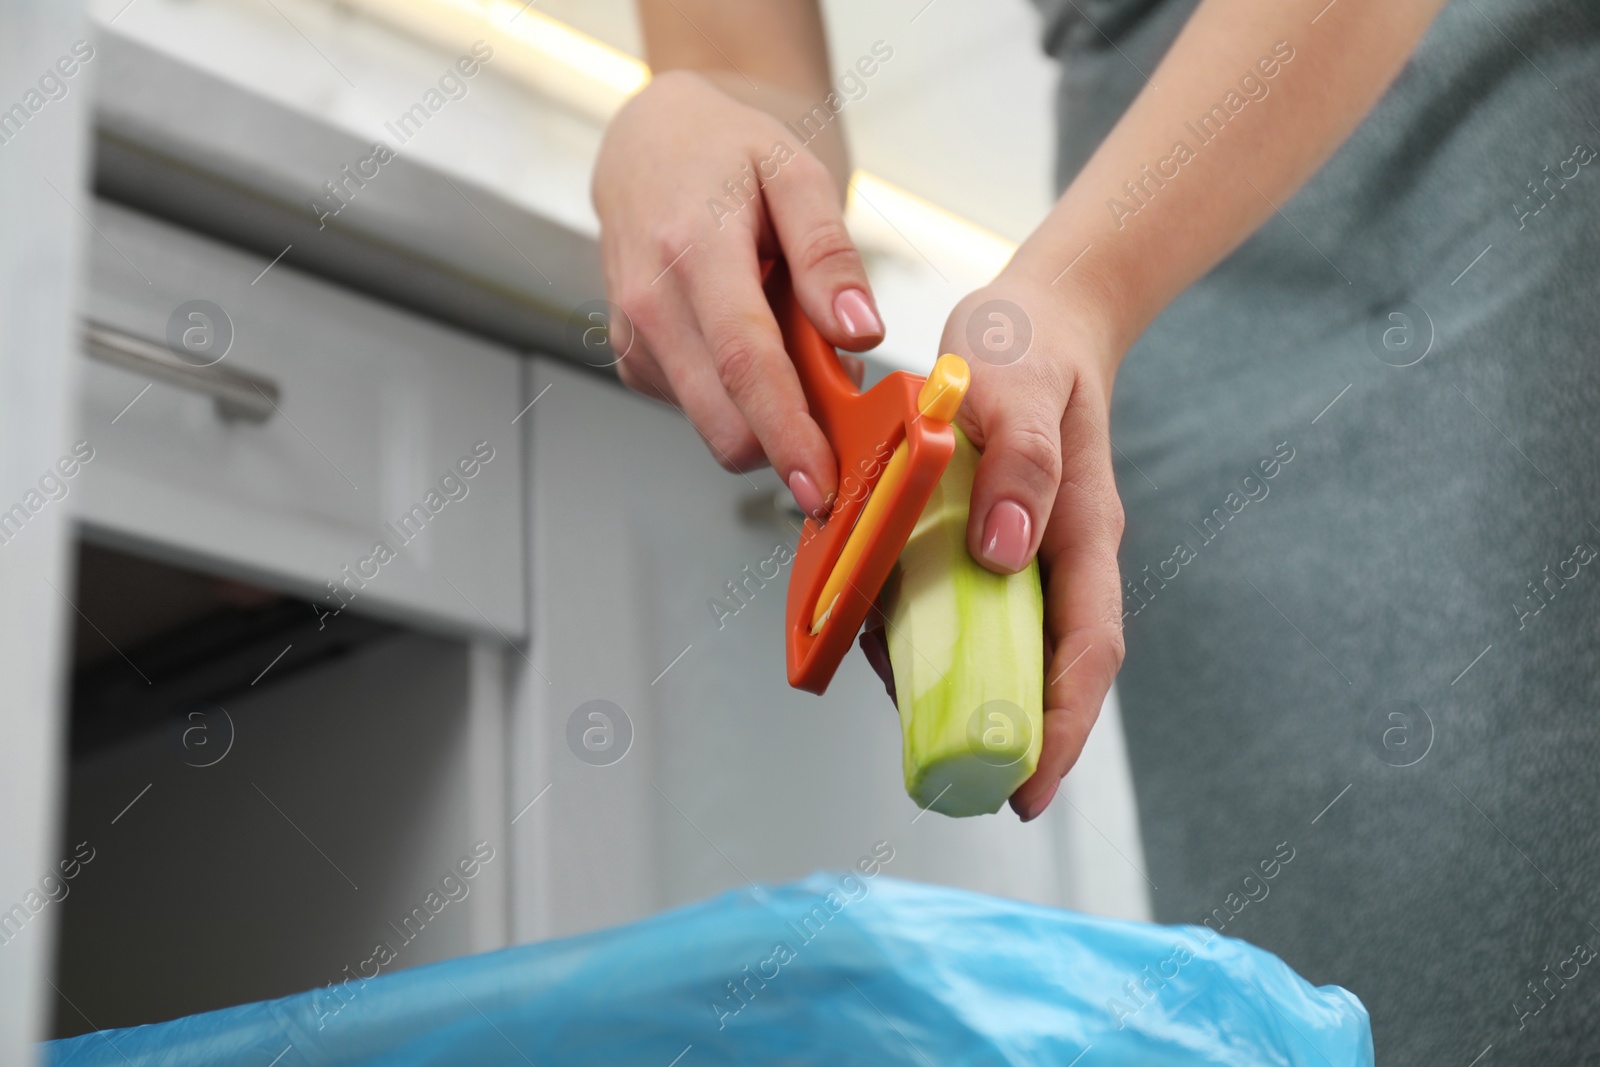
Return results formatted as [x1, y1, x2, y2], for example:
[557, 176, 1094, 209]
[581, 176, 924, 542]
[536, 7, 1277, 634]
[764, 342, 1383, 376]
[861, 268, 1130, 821]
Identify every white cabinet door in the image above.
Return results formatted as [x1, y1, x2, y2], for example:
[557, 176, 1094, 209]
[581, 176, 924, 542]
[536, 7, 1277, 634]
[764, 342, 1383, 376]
[512, 357, 1117, 945]
[0, 4, 91, 1061]
[75, 202, 526, 639]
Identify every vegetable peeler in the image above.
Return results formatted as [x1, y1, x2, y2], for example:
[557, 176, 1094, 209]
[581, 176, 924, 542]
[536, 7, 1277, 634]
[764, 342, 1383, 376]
[763, 260, 971, 694]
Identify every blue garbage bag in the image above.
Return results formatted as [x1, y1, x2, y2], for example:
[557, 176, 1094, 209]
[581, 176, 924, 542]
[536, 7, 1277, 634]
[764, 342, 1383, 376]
[45, 873, 1371, 1066]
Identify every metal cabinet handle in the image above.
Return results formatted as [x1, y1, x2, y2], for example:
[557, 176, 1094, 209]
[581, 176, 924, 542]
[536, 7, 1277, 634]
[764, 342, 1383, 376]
[82, 321, 280, 423]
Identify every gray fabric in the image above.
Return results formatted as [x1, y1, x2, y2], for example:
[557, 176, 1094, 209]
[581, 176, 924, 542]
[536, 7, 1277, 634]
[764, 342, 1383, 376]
[1032, 0, 1600, 1061]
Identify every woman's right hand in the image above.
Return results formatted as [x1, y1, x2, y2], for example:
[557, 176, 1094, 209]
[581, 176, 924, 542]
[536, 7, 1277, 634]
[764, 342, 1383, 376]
[592, 70, 885, 517]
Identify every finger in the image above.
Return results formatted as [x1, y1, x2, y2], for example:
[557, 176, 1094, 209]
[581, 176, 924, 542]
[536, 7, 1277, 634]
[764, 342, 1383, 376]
[858, 627, 896, 704]
[1009, 399, 1126, 822]
[618, 272, 764, 472]
[613, 343, 679, 406]
[963, 362, 1070, 575]
[660, 342, 767, 472]
[603, 253, 671, 400]
[764, 152, 884, 352]
[676, 238, 838, 515]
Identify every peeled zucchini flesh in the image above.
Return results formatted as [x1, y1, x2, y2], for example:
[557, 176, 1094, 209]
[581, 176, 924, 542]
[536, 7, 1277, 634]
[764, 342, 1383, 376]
[882, 428, 1045, 817]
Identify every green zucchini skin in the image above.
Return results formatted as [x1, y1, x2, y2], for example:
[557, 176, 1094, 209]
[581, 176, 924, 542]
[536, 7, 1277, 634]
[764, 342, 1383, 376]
[883, 428, 1045, 817]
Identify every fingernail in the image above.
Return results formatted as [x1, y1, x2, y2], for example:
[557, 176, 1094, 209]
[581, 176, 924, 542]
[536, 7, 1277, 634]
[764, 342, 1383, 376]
[1023, 779, 1059, 822]
[834, 288, 882, 340]
[788, 470, 826, 519]
[981, 500, 1032, 572]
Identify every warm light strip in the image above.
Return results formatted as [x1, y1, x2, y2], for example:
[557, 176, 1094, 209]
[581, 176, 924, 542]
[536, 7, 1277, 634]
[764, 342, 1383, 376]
[847, 171, 1017, 279]
[346, 0, 1015, 276]
[342, 0, 649, 116]
[482, 0, 649, 98]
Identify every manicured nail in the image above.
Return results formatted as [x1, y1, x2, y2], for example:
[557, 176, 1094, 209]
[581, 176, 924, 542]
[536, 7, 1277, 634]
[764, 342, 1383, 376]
[1023, 779, 1059, 822]
[981, 500, 1032, 572]
[788, 470, 826, 519]
[834, 288, 882, 340]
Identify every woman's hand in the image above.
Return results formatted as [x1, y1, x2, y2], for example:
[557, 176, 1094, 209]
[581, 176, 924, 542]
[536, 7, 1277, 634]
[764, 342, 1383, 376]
[857, 0, 1449, 820]
[862, 269, 1130, 822]
[592, 70, 884, 516]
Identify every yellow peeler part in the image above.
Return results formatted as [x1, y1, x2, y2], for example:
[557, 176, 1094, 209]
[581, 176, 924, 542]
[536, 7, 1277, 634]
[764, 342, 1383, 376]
[917, 353, 970, 423]
[809, 354, 971, 635]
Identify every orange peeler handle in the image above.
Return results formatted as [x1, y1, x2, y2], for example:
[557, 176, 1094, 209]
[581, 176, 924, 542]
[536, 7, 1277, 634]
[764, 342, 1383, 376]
[767, 266, 859, 447]
[764, 260, 971, 694]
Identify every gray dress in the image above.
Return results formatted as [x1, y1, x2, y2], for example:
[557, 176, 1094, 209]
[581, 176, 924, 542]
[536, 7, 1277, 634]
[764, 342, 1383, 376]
[1033, 0, 1600, 1061]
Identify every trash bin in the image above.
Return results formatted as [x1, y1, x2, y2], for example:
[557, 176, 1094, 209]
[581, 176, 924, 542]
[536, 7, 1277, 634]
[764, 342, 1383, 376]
[44, 873, 1371, 1066]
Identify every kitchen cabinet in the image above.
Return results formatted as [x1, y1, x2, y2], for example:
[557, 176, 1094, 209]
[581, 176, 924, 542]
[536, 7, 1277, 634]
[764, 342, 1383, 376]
[45, 203, 522, 1036]
[76, 202, 526, 639]
[42, 202, 1144, 1039]
[8, 18, 1148, 1053]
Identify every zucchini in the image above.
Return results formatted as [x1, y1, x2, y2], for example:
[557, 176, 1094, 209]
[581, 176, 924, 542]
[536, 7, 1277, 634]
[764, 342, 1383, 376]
[882, 428, 1044, 817]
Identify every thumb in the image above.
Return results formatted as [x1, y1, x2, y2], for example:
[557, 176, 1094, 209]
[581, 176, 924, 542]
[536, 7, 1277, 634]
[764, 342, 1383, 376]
[763, 152, 884, 352]
[962, 370, 1068, 575]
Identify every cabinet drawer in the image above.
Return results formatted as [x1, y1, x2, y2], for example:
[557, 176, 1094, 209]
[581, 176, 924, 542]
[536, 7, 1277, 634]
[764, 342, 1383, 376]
[75, 201, 526, 638]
